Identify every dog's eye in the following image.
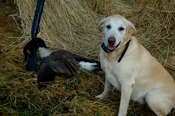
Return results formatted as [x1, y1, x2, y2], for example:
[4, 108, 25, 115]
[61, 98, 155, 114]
[106, 25, 111, 29]
[119, 27, 124, 31]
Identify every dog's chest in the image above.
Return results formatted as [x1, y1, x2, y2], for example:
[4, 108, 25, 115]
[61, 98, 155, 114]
[101, 58, 124, 86]
[102, 58, 146, 103]
[102, 57, 116, 71]
[102, 57, 131, 79]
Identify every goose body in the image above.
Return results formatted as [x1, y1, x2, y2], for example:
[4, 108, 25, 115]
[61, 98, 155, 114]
[23, 38, 101, 90]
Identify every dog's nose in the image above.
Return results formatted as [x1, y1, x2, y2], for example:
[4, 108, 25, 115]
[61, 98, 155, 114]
[108, 37, 116, 45]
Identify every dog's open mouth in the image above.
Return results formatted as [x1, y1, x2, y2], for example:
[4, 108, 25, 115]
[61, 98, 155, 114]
[108, 45, 116, 51]
[101, 42, 121, 53]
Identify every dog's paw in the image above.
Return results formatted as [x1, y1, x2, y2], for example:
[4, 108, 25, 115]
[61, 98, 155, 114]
[95, 94, 105, 99]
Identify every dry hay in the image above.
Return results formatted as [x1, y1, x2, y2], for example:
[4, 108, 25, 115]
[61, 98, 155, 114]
[1, 0, 174, 115]
[15, 0, 175, 75]
[15, 0, 102, 59]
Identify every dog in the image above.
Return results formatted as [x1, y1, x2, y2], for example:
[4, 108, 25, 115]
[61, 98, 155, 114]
[95, 14, 175, 116]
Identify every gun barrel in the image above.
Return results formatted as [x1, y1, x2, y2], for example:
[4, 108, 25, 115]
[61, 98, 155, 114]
[27, 0, 45, 71]
[31, 0, 45, 39]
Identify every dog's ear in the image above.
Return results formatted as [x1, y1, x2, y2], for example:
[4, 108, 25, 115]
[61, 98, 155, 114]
[99, 18, 106, 31]
[128, 21, 136, 36]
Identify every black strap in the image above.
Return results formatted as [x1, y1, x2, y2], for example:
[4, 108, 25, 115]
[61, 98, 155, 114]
[118, 39, 131, 62]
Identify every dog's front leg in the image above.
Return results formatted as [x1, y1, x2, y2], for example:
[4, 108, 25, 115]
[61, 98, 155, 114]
[118, 82, 133, 116]
[95, 77, 111, 98]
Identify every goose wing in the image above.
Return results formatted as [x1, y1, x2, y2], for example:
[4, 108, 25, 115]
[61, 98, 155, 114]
[59, 50, 102, 71]
[57, 50, 101, 64]
[37, 52, 79, 90]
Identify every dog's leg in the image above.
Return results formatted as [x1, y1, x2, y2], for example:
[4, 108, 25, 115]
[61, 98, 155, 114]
[145, 89, 172, 116]
[118, 82, 133, 116]
[95, 77, 111, 98]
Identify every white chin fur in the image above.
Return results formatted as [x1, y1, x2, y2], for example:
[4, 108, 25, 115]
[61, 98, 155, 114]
[38, 47, 53, 59]
[79, 61, 98, 71]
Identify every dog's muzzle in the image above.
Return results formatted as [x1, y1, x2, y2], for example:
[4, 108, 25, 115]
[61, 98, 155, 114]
[101, 42, 121, 53]
[101, 39, 132, 63]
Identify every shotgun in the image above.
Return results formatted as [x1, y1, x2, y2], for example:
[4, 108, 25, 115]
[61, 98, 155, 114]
[26, 0, 45, 71]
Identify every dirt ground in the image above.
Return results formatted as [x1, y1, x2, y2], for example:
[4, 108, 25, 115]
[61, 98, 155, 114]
[0, 0, 20, 46]
[0, 0, 22, 75]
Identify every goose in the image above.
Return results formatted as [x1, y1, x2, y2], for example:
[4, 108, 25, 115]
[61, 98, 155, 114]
[23, 38, 101, 90]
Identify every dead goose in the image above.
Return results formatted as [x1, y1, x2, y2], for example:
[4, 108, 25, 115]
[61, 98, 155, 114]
[23, 38, 101, 90]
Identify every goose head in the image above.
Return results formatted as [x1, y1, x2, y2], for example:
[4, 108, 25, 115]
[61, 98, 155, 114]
[23, 38, 47, 61]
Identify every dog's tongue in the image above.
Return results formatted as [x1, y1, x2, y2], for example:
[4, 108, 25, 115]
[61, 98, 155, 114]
[108, 45, 116, 51]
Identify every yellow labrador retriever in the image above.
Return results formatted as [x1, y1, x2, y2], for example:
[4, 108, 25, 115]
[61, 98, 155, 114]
[95, 14, 175, 116]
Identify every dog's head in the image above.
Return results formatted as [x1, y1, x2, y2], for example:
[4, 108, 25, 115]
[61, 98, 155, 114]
[99, 15, 136, 52]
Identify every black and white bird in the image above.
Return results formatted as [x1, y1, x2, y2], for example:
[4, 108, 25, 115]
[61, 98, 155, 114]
[23, 38, 101, 90]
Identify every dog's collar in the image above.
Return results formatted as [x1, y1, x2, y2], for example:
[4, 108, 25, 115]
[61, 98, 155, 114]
[101, 39, 132, 63]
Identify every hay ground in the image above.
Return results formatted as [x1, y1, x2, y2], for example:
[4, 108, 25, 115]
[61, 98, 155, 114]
[0, 0, 175, 116]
